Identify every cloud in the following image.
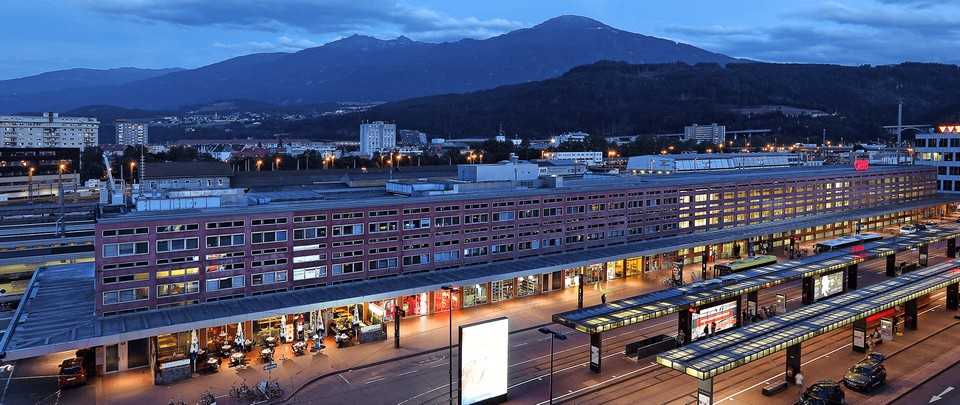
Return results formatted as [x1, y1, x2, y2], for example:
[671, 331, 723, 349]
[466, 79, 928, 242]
[212, 36, 322, 53]
[661, 1, 960, 65]
[77, 0, 524, 42]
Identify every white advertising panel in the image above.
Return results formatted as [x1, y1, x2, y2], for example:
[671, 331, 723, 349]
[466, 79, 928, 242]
[814, 271, 844, 301]
[691, 300, 737, 341]
[460, 317, 509, 405]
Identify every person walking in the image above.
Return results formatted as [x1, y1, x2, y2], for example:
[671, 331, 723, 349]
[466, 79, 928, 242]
[601, 294, 607, 305]
[795, 370, 804, 396]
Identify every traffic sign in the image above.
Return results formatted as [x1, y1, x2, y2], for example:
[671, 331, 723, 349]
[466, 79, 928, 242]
[263, 363, 277, 370]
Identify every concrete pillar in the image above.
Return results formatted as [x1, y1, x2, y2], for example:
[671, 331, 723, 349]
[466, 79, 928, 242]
[886, 254, 897, 277]
[852, 318, 867, 353]
[747, 290, 759, 317]
[679, 307, 693, 345]
[949, 238, 956, 258]
[905, 297, 918, 331]
[589, 332, 603, 374]
[948, 282, 959, 311]
[697, 377, 714, 405]
[919, 245, 929, 267]
[786, 343, 801, 384]
[801, 276, 814, 305]
[846, 264, 858, 290]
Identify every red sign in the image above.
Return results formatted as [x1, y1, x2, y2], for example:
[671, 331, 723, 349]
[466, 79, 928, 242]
[939, 125, 960, 133]
[854, 159, 869, 171]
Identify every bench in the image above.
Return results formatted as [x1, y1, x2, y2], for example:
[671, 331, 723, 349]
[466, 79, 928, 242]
[761, 381, 789, 396]
[625, 334, 677, 362]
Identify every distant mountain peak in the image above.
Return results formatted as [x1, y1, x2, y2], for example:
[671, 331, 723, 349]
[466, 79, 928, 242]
[534, 15, 613, 30]
[325, 33, 419, 50]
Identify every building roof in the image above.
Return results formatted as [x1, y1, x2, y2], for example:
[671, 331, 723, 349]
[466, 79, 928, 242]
[143, 162, 234, 179]
[3, 193, 955, 361]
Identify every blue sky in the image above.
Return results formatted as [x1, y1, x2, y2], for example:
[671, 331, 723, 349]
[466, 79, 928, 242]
[2, 0, 959, 80]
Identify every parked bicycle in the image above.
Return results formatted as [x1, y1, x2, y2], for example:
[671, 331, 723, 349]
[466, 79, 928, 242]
[199, 388, 216, 405]
[230, 380, 256, 403]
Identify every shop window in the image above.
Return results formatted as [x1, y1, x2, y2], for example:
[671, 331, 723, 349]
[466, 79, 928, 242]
[462, 284, 488, 307]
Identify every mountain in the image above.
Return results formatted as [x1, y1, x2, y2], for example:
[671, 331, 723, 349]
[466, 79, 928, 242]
[0, 67, 183, 98]
[273, 61, 960, 141]
[0, 16, 740, 113]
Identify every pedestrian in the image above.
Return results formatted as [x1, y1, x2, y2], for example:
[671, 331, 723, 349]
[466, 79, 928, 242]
[710, 322, 716, 337]
[601, 293, 607, 305]
[795, 370, 804, 395]
[352, 314, 361, 340]
[676, 330, 685, 346]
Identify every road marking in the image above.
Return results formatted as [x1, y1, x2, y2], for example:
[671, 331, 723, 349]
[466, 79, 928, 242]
[930, 386, 954, 403]
[533, 363, 659, 405]
[513, 342, 529, 347]
[365, 377, 387, 384]
[398, 370, 418, 376]
[716, 343, 850, 403]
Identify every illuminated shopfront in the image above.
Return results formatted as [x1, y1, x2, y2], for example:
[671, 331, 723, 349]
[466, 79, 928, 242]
[491, 278, 515, 302]
[462, 283, 489, 307]
[401, 293, 430, 316]
[517, 275, 539, 297]
[434, 289, 461, 312]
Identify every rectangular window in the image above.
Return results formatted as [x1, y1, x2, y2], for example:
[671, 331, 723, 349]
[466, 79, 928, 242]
[155, 224, 199, 233]
[252, 271, 288, 286]
[157, 281, 199, 297]
[293, 265, 326, 280]
[332, 212, 364, 220]
[464, 203, 488, 210]
[434, 250, 460, 262]
[518, 209, 540, 219]
[331, 224, 363, 237]
[368, 221, 398, 233]
[205, 275, 245, 291]
[493, 211, 515, 222]
[156, 237, 199, 253]
[156, 267, 200, 277]
[205, 251, 244, 260]
[252, 217, 288, 226]
[402, 219, 431, 230]
[251, 258, 288, 268]
[435, 215, 461, 227]
[101, 227, 149, 237]
[402, 207, 431, 215]
[294, 227, 327, 240]
[252, 230, 288, 244]
[293, 214, 327, 223]
[101, 273, 149, 284]
[464, 214, 488, 224]
[402, 254, 429, 266]
[566, 206, 585, 215]
[332, 261, 363, 275]
[517, 240, 539, 250]
[205, 263, 244, 273]
[543, 207, 562, 217]
[293, 254, 326, 263]
[369, 258, 399, 271]
[205, 233, 245, 248]
[102, 241, 149, 258]
[102, 287, 149, 305]
[492, 243, 514, 254]
[464, 246, 488, 257]
[368, 209, 398, 217]
[205, 220, 245, 229]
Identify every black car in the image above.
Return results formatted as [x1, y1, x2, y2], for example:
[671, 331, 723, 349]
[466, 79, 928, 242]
[915, 223, 927, 231]
[843, 357, 887, 392]
[799, 380, 845, 405]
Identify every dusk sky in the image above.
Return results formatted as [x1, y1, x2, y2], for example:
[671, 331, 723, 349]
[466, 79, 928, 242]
[2, 0, 959, 80]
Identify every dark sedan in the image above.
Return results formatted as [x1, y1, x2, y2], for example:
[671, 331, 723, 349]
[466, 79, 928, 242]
[799, 379, 845, 405]
[843, 358, 887, 392]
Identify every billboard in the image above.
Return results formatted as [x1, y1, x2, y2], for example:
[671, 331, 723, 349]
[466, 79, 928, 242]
[691, 300, 738, 341]
[814, 271, 844, 301]
[459, 317, 509, 405]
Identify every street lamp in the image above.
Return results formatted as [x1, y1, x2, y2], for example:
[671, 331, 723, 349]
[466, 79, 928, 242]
[129, 161, 136, 183]
[441, 285, 460, 404]
[27, 167, 35, 204]
[538, 327, 568, 405]
[256, 159, 263, 171]
[275, 157, 281, 171]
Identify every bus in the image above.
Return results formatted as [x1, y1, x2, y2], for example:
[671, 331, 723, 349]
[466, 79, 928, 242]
[714, 254, 777, 276]
[812, 233, 883, 254]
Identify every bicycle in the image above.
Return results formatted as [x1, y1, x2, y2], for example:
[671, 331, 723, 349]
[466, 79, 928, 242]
[259, 378, 284, 399]
[199, 388, 215, 405]
[168, 399, 186, 405]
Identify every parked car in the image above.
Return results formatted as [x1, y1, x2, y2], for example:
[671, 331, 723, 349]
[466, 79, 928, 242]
[798, 379, 845, 405]
[915, 223, 927, 231]
[58, 358, 87, 388]
[899, 225, 918, 235]
[843, 357, 887, 392]
[926, 222, 938, 229]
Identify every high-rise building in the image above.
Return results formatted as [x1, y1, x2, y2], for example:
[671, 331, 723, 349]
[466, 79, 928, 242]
[915, 124, 960, 192]
[1, 112, 99, 149]
[359, 121, 396, 155]
[116, 120, 149, 146]
[683, 123, 725, 144]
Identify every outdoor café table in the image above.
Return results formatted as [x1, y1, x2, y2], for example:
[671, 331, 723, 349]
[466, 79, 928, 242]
[230, 352, 244, 366]
[207, 357, 220, 371]
[264, 336, 277, 347]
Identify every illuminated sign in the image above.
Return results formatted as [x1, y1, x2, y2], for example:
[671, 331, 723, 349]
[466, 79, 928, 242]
[814, 271, 844, 301]
[460, 317, 509, 405]
[854, 159, 869, 171]
[690, 300, 737, 341]
[939, 125, 960, 133]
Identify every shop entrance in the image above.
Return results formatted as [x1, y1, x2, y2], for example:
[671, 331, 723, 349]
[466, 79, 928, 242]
[127, 338, 150, 369]
[105, 344, 119, 373]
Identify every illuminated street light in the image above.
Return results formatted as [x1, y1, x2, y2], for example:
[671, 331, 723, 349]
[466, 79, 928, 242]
[256, 159, 263, 171]
[440, 285, 461, 404]
[538, 327, 568, 405]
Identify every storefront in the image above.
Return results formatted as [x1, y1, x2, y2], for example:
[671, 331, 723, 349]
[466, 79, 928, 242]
[462, 283, 489, 307]
[154, 331, 191, 384]
[563, 268, 581, 288]
[605, 260, 623, 280]
[491, 278, 515, 302]
[584, 264, 603, 283]
[517, 275, 539, 297]
[372, 298, 398, 322]
[625, 257, 643, 277]
[433, 289, 461, 312]
[401, 293, 430, 317]
[254, 316, 284, 342]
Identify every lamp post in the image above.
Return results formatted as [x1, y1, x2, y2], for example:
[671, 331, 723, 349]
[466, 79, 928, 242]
[130, 161, 136, 183]
[256, 159, 263, 171]
[27, 167, 35, 204]
[538, 327, 567, 405]
[441, 285, 460, 404]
